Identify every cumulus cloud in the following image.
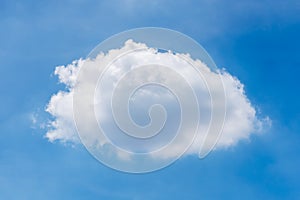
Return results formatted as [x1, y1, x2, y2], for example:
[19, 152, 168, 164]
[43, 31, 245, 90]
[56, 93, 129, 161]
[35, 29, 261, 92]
[44, 40, 269, 159]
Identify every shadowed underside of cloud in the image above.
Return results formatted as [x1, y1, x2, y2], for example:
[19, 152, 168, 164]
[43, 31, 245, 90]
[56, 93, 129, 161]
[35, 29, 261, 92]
[44, 40, 269, 159]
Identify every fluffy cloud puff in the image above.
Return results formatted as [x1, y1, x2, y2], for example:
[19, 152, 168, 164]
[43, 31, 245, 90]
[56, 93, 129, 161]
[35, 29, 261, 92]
[45, 40, 268, 158]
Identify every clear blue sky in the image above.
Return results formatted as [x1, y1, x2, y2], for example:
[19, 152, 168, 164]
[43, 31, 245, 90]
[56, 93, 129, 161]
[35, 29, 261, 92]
[0, 0, 299, 199]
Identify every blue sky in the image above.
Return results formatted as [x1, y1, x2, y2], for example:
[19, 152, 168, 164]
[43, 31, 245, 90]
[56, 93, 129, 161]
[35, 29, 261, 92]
[0, 0, 300, 199]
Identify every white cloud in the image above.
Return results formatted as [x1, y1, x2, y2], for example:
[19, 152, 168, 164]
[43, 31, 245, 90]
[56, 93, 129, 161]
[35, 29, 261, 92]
[44, 40, 269, 159]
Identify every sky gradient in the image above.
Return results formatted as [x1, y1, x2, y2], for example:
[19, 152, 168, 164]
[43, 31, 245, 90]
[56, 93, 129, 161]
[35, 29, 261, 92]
[0, 0, 299, 199]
